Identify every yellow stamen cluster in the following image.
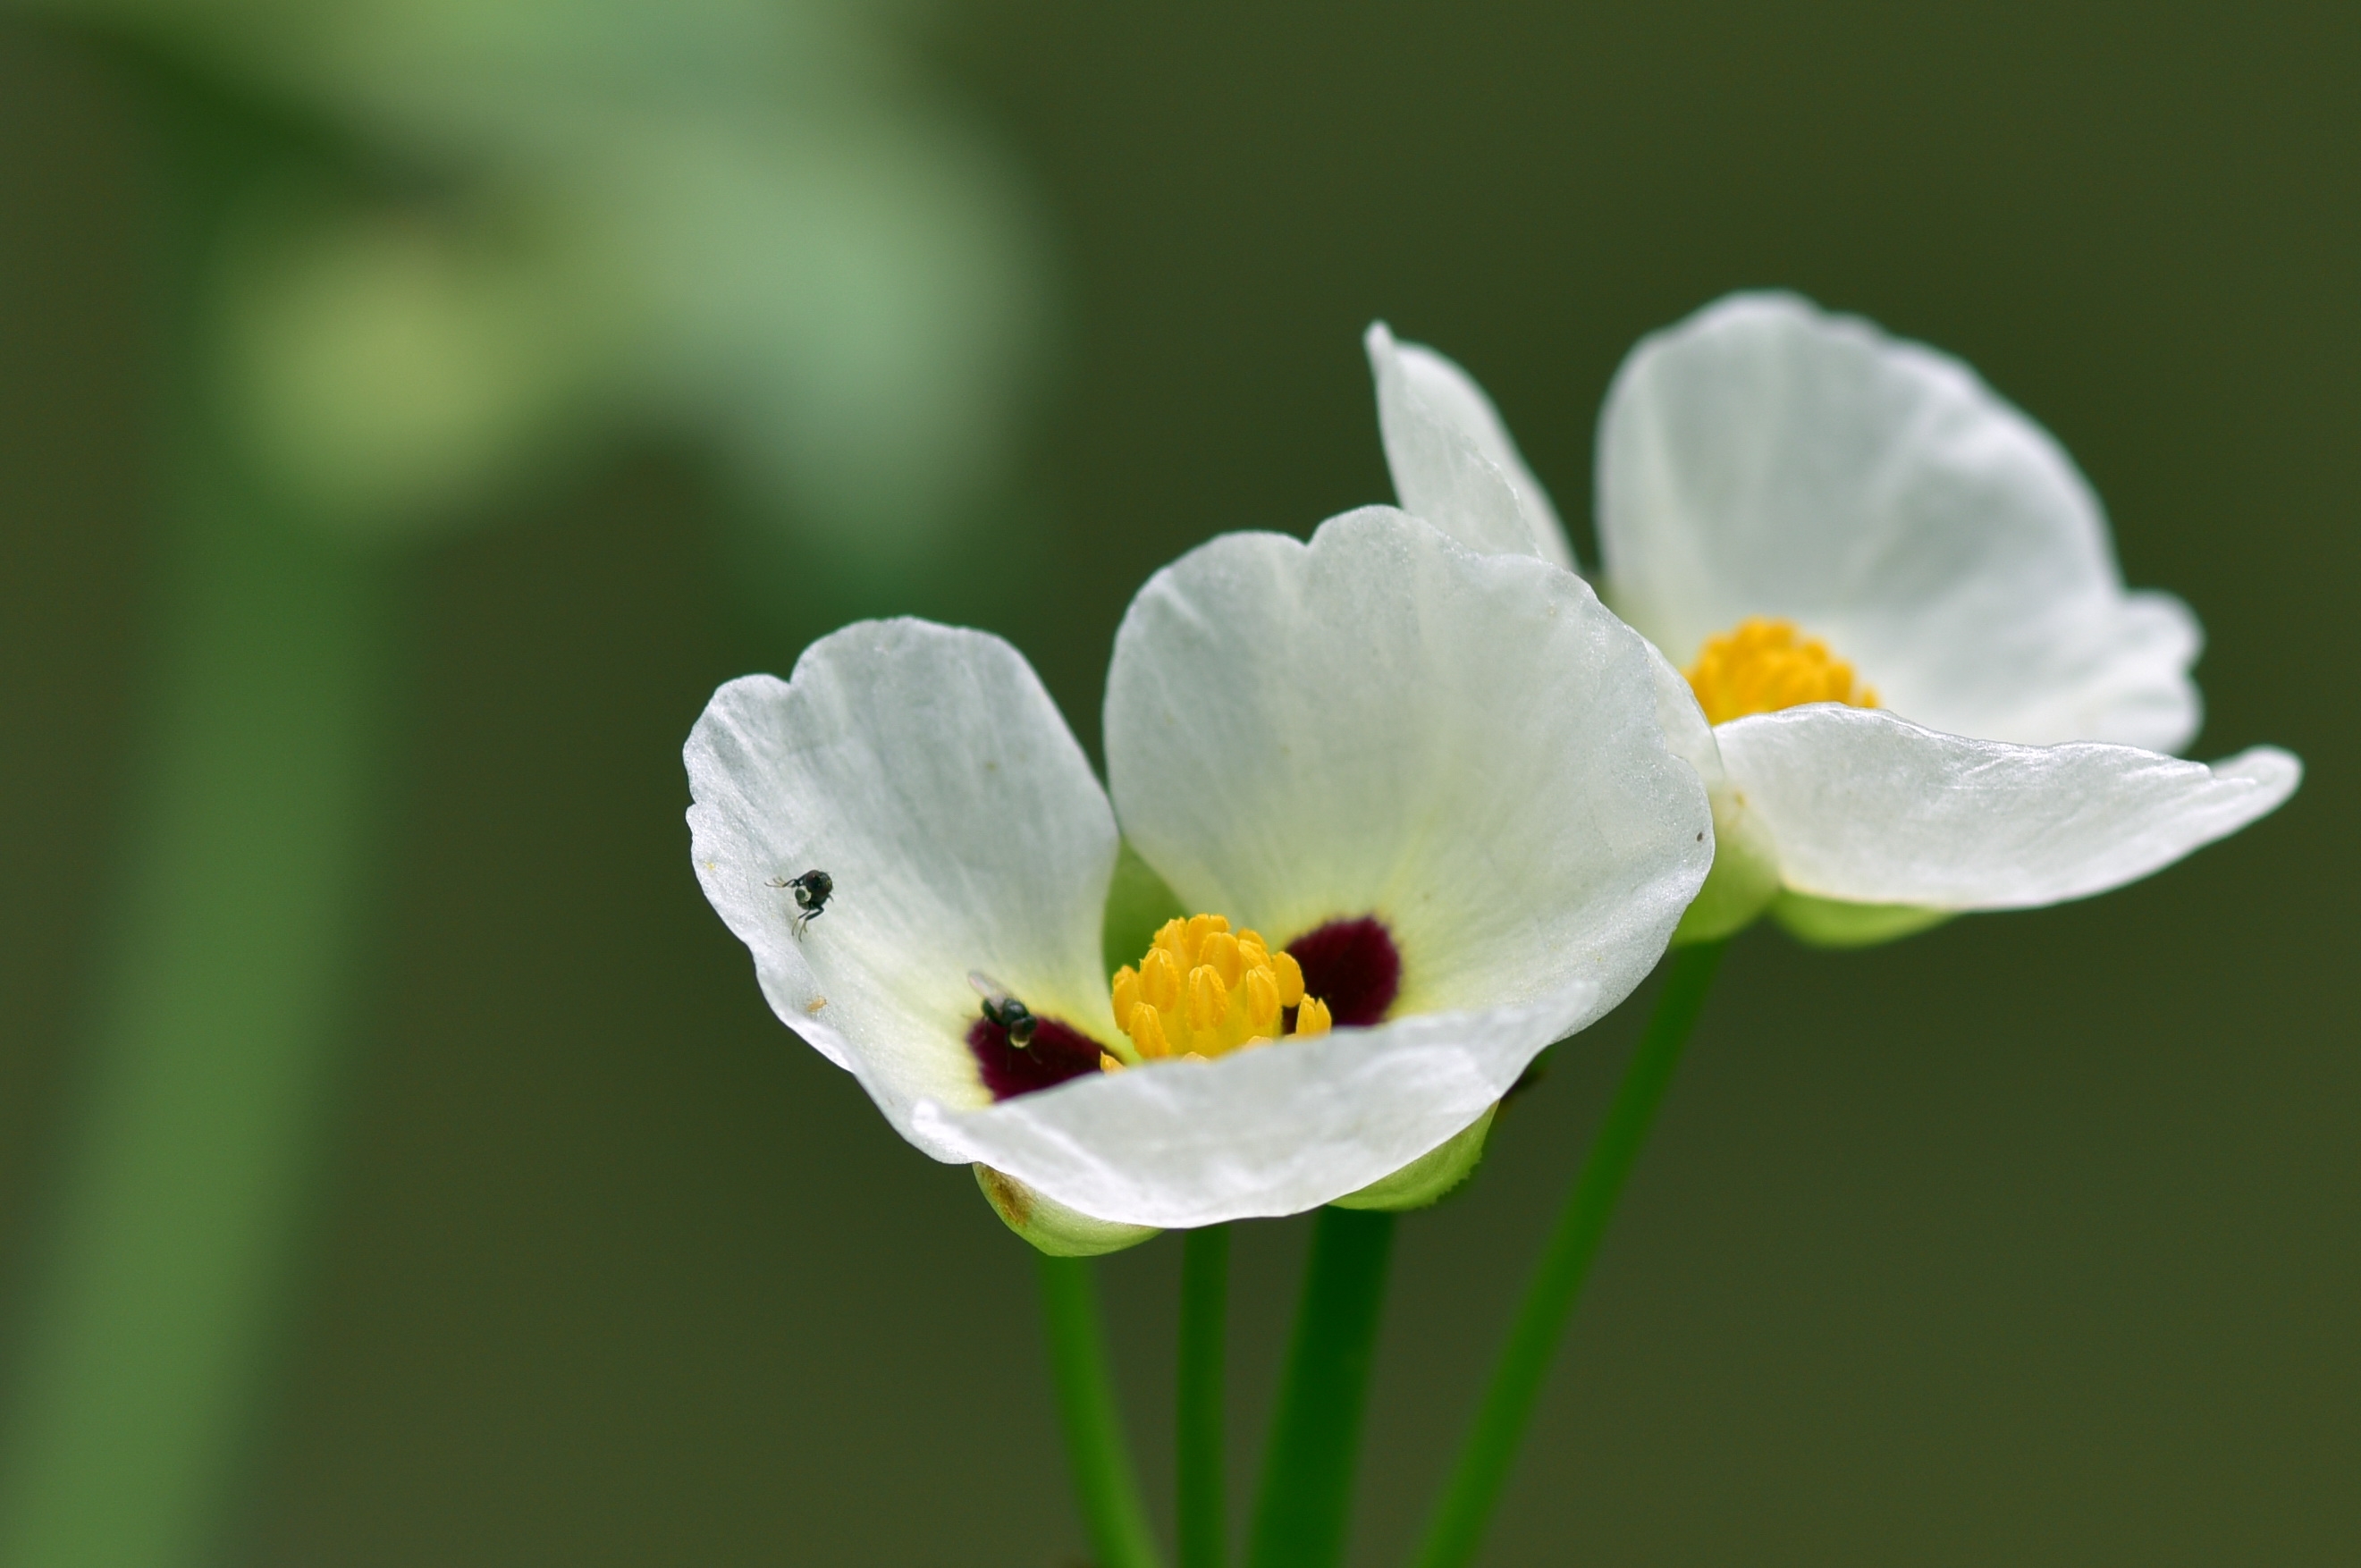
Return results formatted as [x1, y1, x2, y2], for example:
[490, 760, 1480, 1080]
[1684, 617, 1878, 726]
[1107, 914, 1332, 1070]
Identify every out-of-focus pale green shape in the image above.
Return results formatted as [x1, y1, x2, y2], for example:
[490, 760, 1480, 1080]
[54, 0, 1048, 555]
[0, 10, 1045, 1567]
[213, 189, 609, 525]
[0, 468, 394, 1568]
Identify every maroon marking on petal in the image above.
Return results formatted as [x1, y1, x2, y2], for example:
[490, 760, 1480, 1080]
[1282, 915, 1401, 1028]
[968, 1014, 1106, 1100]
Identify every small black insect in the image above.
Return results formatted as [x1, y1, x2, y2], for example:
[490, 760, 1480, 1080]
[767, 869, 834, 935]
[968, 970, 1038, 1047]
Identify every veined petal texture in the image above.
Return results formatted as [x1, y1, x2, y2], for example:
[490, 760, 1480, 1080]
[1367, 323, 1578, 571]
[685, 620, 1119, 1154]
[943, 509, 1710, 1227]
[1108, 508, 1708, 1014]
[1598, 292, 2200, 752]
[918, 999, 1587, 1228]
[1716, 704, 2301, 909]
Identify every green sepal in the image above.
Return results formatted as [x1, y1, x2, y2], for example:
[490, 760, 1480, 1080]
[975, 1166, 1160, 1257]
[1331, 1103, 1497, 1212]
[1672, 785, 1780, 944]
[1101, 839, 1187, 978]
[1772, 890, 1955, 948]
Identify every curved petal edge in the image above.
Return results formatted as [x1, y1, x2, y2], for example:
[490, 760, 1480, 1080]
[1715, 704, 2301, 910]
[684, 619, 1120, 1156]
[1367, 322, 1577, 571]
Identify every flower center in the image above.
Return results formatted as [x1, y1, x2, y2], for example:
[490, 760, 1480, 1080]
[1684, 617, 1877, 726]
[1109, 914, 1334, 1066]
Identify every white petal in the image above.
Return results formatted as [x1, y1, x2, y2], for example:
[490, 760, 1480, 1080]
[1109, 507, 1709, 1010]
[685, 620, 1119, 1154]
[1598, 292, 2200, 750]
[1715, 704, 2301, 909]
[1642, 633, 1724, 792]
[1366, 323, 1578, 572]
[982, 508, 1712, 1226]
[918, 997, 1592, 1228]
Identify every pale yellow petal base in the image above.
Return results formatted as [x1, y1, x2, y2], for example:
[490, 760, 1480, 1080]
[1331, 1103, 1497, 1212]
[1672, 785, 1781, 944]
[1771, 890, 1954, 948]
[974, 1166, 1161, 1257]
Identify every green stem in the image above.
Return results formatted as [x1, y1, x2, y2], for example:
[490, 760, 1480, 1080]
[0, 477, 389, 1568]
[0, 67, 394, 1567]
[1246, 1206, 1397, 1568]
[1038, 1255, 1163, 1568]
[1411, 940, 1727, 1568]
[1177, 1226, 1231, 1568]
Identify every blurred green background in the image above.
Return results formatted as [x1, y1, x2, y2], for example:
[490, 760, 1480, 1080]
[1, 3, 2353, 1565]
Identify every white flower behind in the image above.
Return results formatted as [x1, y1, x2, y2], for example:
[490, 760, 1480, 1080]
[1365, 298, 2300, 943]
[687, 510, 1711, 1245]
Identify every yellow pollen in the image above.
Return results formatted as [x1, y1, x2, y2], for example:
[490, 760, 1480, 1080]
[1200, 930, 1243, 987]
[1185, 965, 1230, 1034]
[1684, 617, 1877, 726]
[1272, 951, 1304, 1007]
[1244, 965, 1279, 1024]
[1106, 914, 1336, 1066]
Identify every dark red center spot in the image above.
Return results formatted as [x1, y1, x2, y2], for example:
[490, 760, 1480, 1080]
[969, 1014, 1105, 1100]
[1282, 915, 1400, 1028]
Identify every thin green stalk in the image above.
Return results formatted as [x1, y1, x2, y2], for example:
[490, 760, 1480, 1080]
[0, 72, 396, 1567]
[1177, 1226, 1231, 1568]
[0, 476, 389, 1568]
[1246, 1206, 1398, 1568]
[1411, 940, 1727, 1568]
[1038, 1255, 1163, 1568]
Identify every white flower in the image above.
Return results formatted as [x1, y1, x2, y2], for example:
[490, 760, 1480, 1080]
[686, 510, 1711, 1247]
[1367, 295, 2300, 944]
